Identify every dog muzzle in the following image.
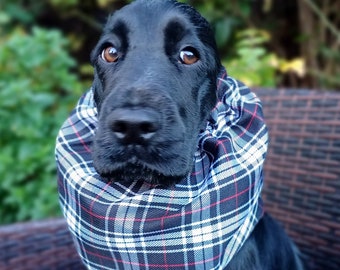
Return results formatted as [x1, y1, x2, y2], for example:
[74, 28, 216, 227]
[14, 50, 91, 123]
[55, 68, 268, 269]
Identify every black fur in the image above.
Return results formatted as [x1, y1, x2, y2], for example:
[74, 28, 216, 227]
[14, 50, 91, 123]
[90, 0, 305, 269]
[91, 0, 220, 186]
[226, 214, 305, 270]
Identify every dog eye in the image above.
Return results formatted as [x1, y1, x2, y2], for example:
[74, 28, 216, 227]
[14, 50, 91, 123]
[101, 46, 119, 63]
[179, 48, 199, 65]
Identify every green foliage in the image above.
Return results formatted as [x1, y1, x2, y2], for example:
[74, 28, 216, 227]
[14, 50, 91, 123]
[0, 1, 44, 28]
[224, 29, 278, 87]
[0, 27, 84, 224]
[183, 0, 249, 49]
[182, 1, 278, 87]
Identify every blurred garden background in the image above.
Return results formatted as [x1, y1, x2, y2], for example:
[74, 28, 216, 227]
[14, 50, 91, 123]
[0, 0, 339, 224]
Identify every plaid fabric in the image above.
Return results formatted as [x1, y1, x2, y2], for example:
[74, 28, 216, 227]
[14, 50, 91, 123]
[56, 69, 268, 270]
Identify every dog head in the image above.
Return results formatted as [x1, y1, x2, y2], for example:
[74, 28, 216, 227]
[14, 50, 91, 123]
[91, 0, 221, 186]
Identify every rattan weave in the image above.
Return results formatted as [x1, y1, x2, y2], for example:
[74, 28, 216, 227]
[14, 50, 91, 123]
[255, 89, 340, 270]
[0, 218, 85, 270]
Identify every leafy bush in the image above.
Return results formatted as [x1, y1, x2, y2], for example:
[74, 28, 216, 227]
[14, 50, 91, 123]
[224, 28, 306, 87]
[224, 29, 278, 87]
[0, 27, 84, 224]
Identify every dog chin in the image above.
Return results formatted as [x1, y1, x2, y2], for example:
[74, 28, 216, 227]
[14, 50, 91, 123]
[98, 162, 185, 187]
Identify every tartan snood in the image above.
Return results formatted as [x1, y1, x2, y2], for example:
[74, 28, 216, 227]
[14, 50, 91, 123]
[56, 69, 269, 269]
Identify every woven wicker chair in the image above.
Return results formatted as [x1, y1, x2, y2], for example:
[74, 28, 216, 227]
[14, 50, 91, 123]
[1, 89, 339, 270]
[255, 89, 340, 270]
[0, 218, 85, 270]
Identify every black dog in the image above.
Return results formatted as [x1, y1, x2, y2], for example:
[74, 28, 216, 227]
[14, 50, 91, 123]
[90, 0, 304, 269]
[91, 0, 219, 187]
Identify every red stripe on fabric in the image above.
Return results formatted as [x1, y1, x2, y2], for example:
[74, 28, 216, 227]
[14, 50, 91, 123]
[217, 70, 227, 89]
[82, 246, 223, 268]
[190, 160, 210, 176]
[244, 106, 264, 122]
[89, 180, 113, 244]
[67, 117, 91, 153]
[238, 103, 259, 138]
[215, 135, 239, 220]
[214, 103, 261, 218]
[58, 175, 254, 223]
[161, 188, 175, 269]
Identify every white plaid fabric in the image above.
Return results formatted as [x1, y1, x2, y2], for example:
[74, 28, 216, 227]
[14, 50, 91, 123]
[56, 69, 268, 269]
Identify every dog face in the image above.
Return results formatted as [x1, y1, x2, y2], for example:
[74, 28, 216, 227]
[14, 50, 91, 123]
[91, 0, 221, 186]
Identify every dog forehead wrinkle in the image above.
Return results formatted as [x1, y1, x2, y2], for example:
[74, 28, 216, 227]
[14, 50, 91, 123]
[105, 2, 197, 54]
[104, 18, 129, 40]
[112, 0, 175, 32]
[164, 18, 191, 44]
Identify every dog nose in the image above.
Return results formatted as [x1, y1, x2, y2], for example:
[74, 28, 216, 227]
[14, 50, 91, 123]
[109, 108, 160, 144]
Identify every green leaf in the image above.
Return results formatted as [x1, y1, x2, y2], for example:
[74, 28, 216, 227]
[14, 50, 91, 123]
[0, 27, 85, 224]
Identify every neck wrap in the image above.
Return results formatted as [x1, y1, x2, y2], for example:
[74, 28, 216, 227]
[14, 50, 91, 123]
[56, 70, 268, 269]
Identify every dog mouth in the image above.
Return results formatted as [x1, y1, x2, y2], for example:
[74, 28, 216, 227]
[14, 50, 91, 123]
[92, 123, 193, 186]
[97, 159, 185, 187]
